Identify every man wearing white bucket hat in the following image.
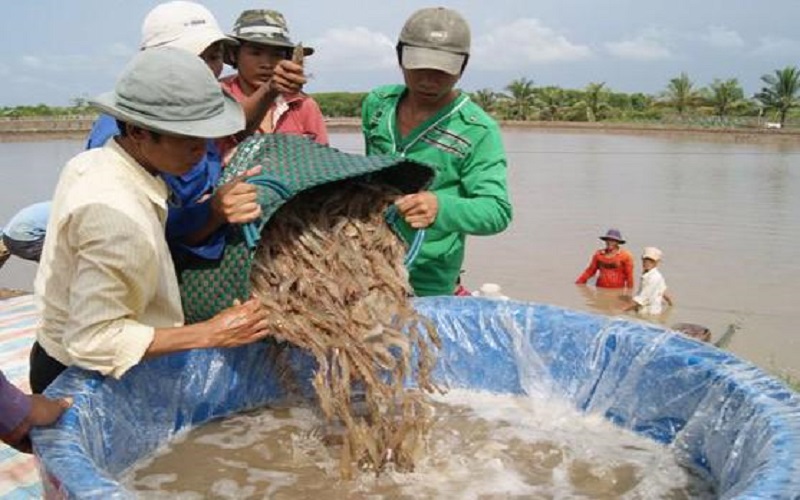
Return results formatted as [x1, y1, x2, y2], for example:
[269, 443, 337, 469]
[30, 48, 272, 393]
[361, 7, 512, 297]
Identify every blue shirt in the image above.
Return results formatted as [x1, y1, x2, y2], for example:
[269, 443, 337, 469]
[86, 114, 225, 260]
[1, 201, 51, 241]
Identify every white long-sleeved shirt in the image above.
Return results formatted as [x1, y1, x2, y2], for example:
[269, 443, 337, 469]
[632, 267, 668, 315]
[34, 139, 184, 379]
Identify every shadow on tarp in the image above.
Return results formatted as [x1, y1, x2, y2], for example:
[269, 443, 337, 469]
[31, 297, 800, 499]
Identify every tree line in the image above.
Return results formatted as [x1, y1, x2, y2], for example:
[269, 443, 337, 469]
[467, 65, 800, 128]
[2, 66, 799, 129]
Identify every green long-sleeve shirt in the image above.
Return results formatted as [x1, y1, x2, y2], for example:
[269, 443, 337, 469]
[362, 85, 512, 296]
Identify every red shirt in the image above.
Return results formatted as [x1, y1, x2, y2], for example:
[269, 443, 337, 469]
[576, 249, 635, 289]
[219, 75, 329, 159]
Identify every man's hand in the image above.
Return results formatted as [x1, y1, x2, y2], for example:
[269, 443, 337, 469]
[395, 192, 439, 229]
[211, 166, 263, 225]
[7, 394, 72, 453]
[29, 395, 72, 426]
[203, 297, 271, 348]
[270, 59, 306, 95]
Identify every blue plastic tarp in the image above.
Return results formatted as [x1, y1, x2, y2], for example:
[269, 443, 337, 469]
[32, 297, 800, 499]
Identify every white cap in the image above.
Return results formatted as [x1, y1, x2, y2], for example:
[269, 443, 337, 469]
[140, 1, 236, 55]
[642, 246, 663, 262]
[471, 283, 509, 300]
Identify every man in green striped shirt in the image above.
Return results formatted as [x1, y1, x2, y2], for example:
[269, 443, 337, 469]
[362, 7, 512, 296]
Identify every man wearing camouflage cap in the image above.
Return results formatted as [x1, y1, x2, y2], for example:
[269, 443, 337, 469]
[362, 7, 512, 297]
[219, 8, 327, 158]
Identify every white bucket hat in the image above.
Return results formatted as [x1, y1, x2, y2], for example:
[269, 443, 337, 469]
[140, 1, 237, 55]
[90, 47, 244, 138]
[471, 283, 509, 300]
[642, 247, 663, 262]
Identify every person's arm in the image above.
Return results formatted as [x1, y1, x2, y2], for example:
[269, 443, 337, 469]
[237, 80, 279, 136]
[62, 205, 269, 379]
[146, 297, 269, 356]
[181, 166, 263, 247]
[361, 91, 379, 156]
[0, 371, 31, 443]
[664, 289, 674, 306]
[576, 253, 599, 284]
[622, 298, 639, 312]
[62, 206, 168, 378]
[237, 60, 308, 137]
[0, 371, 70, 453]
[405, 127, 512, 235]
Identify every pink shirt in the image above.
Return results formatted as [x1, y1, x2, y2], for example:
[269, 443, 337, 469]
[219, 75, 329, 159]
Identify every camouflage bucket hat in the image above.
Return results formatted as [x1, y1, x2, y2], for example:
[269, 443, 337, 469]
[178, 134, 435, 323]
[227, 9, 314, 60]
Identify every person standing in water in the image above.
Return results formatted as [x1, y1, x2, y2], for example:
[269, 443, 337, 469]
[575, 228, 635, 289]
[361, 7, 512, 297]
[624, 246, 673, 315]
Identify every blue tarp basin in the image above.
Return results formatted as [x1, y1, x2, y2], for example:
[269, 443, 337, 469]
[32, 297, 800, 498]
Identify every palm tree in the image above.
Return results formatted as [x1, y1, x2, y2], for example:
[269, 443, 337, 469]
[582, 82, 609, 122]
[535, 87, 567, 121]
[503, 78, 536, 120]
[471, 88, 498, 113]
[755, 66, 800, 127]
[663, 72, 700, 116]
[708, 78, 745, 118]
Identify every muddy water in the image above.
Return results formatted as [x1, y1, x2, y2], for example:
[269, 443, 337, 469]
[1, 131, 799, 375]
[122, 389, 714, 499]
[335, 131, 800, 377]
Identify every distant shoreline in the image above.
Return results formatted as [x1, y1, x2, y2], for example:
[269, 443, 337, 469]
[1, 116, 798, 145]
[0, 288, 28, 300]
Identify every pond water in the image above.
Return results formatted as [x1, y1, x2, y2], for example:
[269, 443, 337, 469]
[1, 130, 798, 375]
[122, 389, 714, 499]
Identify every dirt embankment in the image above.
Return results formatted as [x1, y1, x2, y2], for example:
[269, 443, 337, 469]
[0, 288, 29, 300]
[1, 116, 798, 145]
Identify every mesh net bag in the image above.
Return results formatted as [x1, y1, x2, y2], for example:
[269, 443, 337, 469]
[178, 134, 434, 323]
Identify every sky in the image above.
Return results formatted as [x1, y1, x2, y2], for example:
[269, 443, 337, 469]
[1, 0, 799, 106]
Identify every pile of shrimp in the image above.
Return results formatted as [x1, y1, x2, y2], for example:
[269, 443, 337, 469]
[249, 179, 442, 478]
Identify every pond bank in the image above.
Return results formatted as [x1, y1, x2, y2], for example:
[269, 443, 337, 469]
[0, 288, 28, 300]
[1, 117, 798, 145]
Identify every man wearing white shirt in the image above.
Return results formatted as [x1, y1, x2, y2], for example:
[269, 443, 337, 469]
[31, 48, 272, 393]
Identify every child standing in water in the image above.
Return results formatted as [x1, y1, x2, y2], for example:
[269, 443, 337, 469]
[625, 247, 673, 315]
